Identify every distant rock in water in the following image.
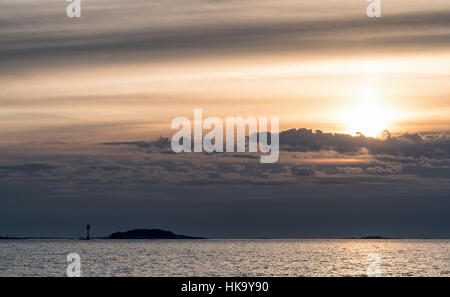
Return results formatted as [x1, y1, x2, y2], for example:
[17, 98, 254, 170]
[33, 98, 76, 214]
[344, 235, 394, 239]
[107, 229, 205, 239]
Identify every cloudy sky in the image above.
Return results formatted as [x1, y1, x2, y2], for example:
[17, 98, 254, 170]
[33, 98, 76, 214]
[0, 0, 449, 237]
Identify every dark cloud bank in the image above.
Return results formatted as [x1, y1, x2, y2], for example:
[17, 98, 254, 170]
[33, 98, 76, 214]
[2, 8, 450, 70]
[0, 129, 449, 238]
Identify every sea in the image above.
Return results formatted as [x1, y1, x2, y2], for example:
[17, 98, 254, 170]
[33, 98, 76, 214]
[0, 239, 448, 277]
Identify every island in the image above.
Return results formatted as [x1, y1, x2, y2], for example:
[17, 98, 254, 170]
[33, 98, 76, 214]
[106, 229, 205, 239]
[0, 236, 22, 240]
[345, 235, 394, 239]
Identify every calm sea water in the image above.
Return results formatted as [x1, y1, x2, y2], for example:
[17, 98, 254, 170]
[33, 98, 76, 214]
[0, 239, 449, 277]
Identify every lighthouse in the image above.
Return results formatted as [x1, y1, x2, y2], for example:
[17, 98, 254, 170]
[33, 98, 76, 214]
[86, 224, 91, 240]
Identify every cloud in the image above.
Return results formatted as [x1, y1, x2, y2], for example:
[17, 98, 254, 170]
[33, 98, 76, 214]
[88, 129, 450, 188]
[102, 129, 450, 160]
[4, 129, 446, 189]
[102, 137, 171, 150]
[1, 129, 449, 237]
[279, 128, 450, 159]
[1, 1, 449, 69]
[0, 163, 57, 172]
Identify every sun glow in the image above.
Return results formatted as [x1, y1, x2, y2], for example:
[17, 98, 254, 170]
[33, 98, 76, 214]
[339, 99, 396, 138]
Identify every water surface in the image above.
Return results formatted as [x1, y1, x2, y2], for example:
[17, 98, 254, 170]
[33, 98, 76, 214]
[0, 239, 448, 277]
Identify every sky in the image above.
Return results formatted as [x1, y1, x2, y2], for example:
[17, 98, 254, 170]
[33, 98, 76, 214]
[0, 0, 449, 238]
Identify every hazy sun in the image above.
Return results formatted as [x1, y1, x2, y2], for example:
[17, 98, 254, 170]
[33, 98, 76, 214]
[337, 83, 397, 137]
[340, 100, 393, 137]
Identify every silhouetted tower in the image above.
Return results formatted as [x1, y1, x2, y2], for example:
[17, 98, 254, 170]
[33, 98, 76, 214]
[86, 224, 90, 240]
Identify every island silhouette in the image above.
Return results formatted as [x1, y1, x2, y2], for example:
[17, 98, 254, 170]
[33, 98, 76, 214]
[0, 231, 402, 240]
[106, 229, 205, 239]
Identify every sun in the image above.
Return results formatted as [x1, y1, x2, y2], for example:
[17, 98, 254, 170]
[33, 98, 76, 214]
[339, 97, 396, 138]
[337, 83, 397, 137]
